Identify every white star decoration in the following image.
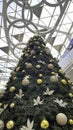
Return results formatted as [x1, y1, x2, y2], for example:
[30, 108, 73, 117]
[20, 118, 34, 130]
[14, 89, 24, 99]
[53, 98, 68, 108]
[43, 87, 54, 95]
[33, 96, 44, 106]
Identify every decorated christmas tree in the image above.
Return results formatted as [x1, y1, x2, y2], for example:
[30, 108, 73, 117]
[0, 35, 73, 130]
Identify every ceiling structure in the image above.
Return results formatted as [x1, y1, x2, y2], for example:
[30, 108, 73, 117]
[0, 0, 73, 87]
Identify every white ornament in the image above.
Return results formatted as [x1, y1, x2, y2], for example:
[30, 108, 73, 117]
[20, 118, 34, 130]
[22, 76, 30, 86]
[0, 120, 4, 130]
[43, 87, 54, 96]
[50, 75, 58, 83]
[54, 98, 68, 108]
[56, 113, 67, 126]
[33, 96, 44, 106]
[14, 89, 24, 99]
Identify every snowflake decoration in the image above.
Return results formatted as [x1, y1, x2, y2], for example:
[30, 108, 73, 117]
[53, 98, 68, 108]
[20, 118, 34, 130]
[38, 60, 45, 64]
[14, 89, 24, 99]
[33, 96, 44, 106]
[43, 87, 54, 95]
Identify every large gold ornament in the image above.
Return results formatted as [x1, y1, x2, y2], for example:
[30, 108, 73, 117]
[61, 79, 67, 85]
[25, 63, 32, 68]
[6, 120, 14, 129]
[9, 86, 15, 92]
[0, 120, 4, 130]
[40, 119, 49, 129]
[58, 69, 63, 74]
[56, 113, 67, 126]
[37, 79, 43, 84]
[10, 103, 15, 108]
[69, 119, 73, 125]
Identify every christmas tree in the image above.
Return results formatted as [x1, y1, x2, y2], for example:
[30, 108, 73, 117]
[0, 35, 73, 130]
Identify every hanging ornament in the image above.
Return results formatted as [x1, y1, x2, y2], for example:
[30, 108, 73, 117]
[13, 77, 17, 80]
[69, 93, 73, 97]
[30, 50, 35, 55]
[58, 69, 63, 74]
[37, 79, 43, 85]
[39, 53, 42, 55]
[39, 74, 43, 78]
[40, 119, 49, 129]
[9, 86, 16, 92]
[0, 120, 4, 130]
[51, 71, 55, 75]
[69, 119, 73, 125]
[10, 103, 15, 108]
[56, 113, 67, 126]
[22, 76, 30, 86]
[6, 120, 14, 129]
[61, 79, 67, 85]
[25, 53, 29, 57]
[33, 56, 36, 59]
[25, 63, 32, 68]
[47, 64, 54, 69]
[36, 65, 41, 69]
[22, 70, 25, 73]
[50, 75, 58, 83]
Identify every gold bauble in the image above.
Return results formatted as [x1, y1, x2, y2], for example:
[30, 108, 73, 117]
[37, 79, 43, 84]
[40, 119, 49, 129]
[33, 56, 36, 58]
[10, 103, 15, 108]
[48, 64, 54, 69]
[36, 65, 41, 69]
[56, 113, 67, 126]
[39, 53, 42, 55]
[69, 119, 73, 125]
[6, 120, 14, 129]
[13, 77, 17, 80]
[22, 70, 25, 73]
[0, 120, 4, 130]
[25, 53, 29, 57]
[69, 93, 73, 97]
[61, 79, 67, 84]
[50, 76, 58, 83]
[0, 90, 5, 98]
[39, 74, 43, 77]
[22, 78, 29, 86]
[9, 86, 15, 92]
[51, 72, 55, 75]
[58, 69, 63, 74]
[26, 63, 32, 68]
